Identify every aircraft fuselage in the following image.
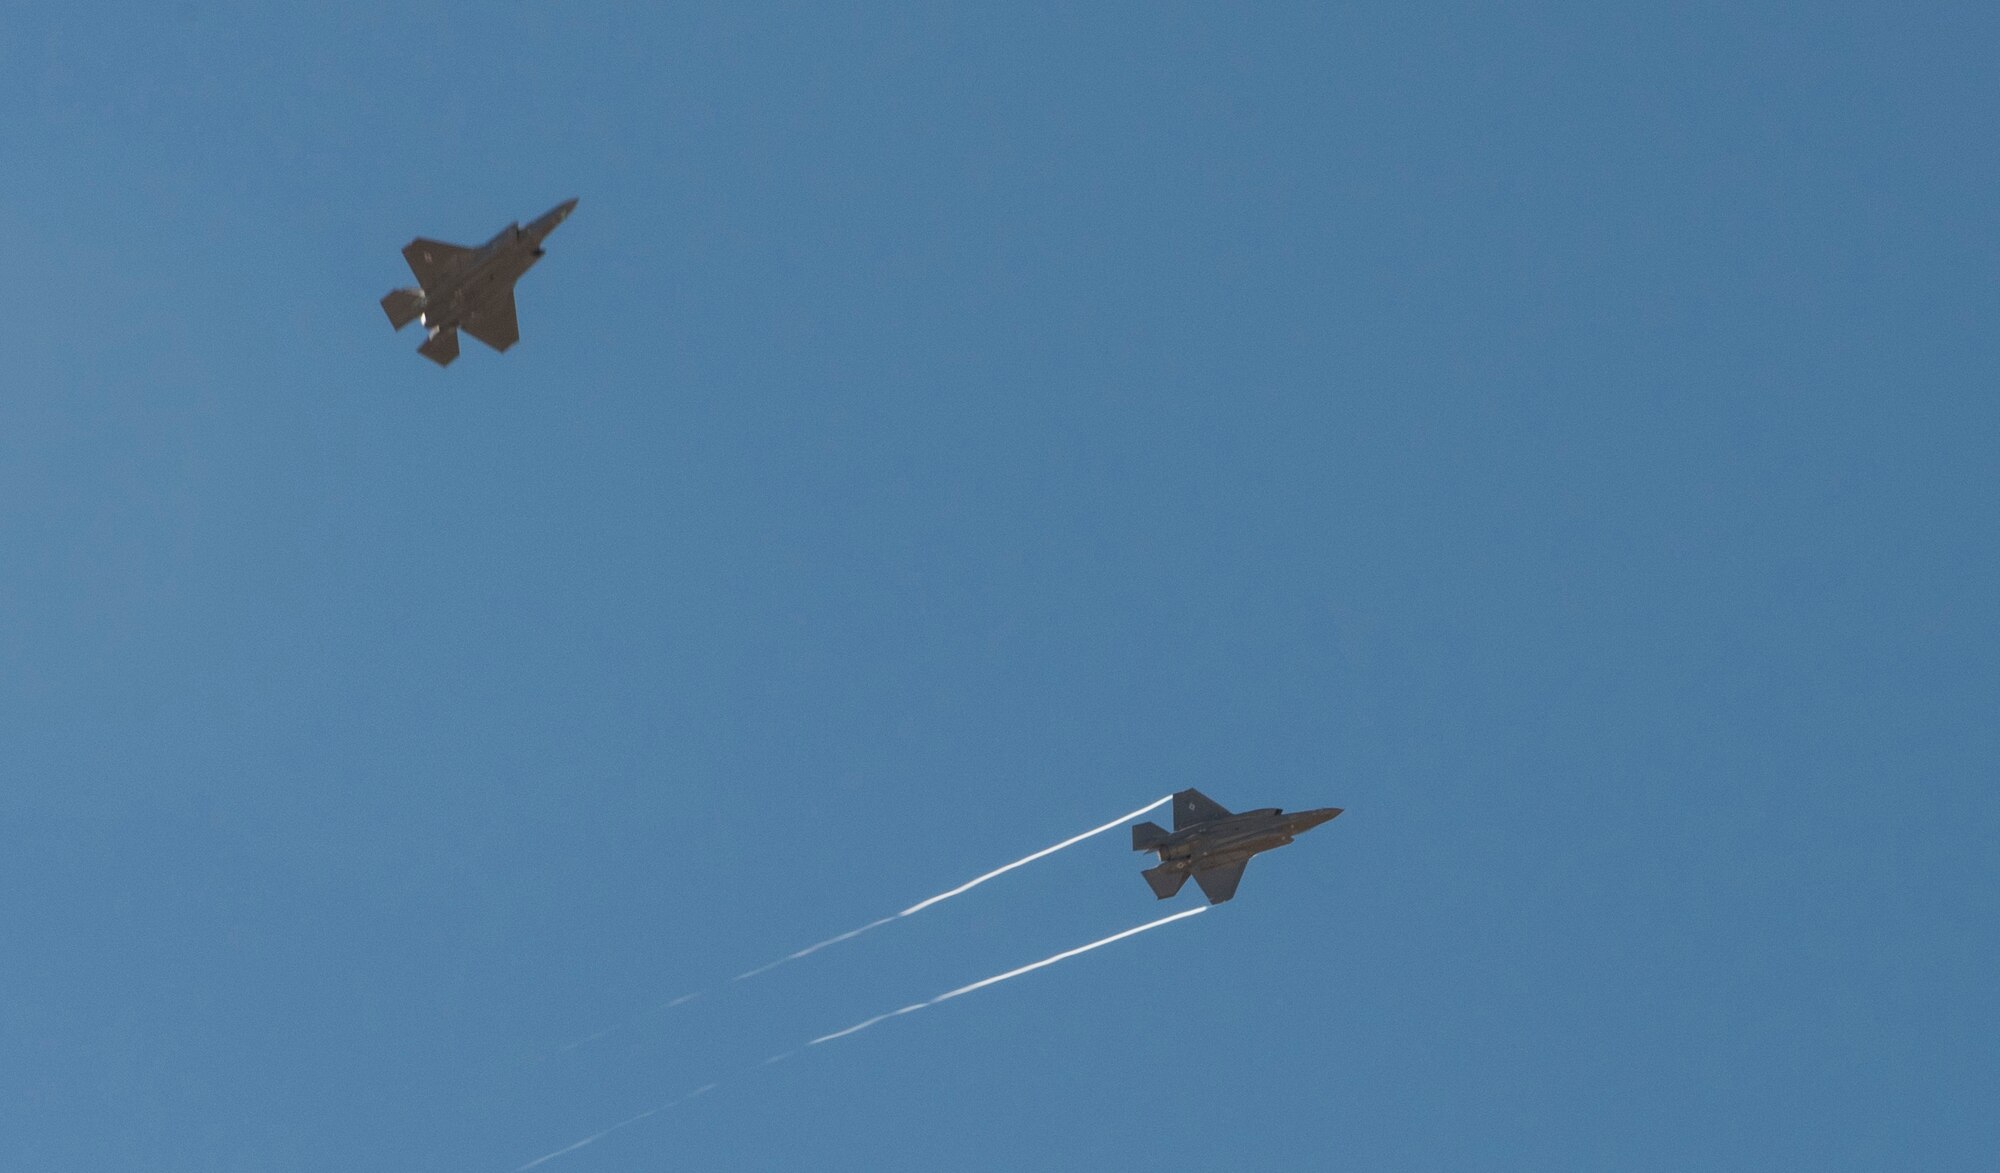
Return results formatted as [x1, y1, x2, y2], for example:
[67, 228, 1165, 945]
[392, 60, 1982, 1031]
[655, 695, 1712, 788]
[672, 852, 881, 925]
[381, 198, 577, 366]
[1133, 791, 1342, 903]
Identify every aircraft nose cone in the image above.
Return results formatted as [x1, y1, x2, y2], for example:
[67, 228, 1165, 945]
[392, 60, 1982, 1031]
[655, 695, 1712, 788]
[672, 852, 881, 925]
[557, 197, 578, 218]
[1294, 807, 1343, 831]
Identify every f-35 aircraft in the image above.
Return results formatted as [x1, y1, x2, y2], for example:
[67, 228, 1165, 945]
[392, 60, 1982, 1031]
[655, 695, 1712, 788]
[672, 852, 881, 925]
[380, 198, 577, 366]
[1133, 789, 1342, 904]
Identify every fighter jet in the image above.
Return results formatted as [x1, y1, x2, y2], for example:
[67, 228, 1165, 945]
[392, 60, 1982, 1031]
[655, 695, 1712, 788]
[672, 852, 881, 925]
[1132, 789, 1342, 904]
[380, 198, 578, 366]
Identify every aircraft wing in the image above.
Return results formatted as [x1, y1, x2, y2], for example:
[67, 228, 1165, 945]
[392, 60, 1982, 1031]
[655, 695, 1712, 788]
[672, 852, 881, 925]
[403, 238, 477, 287]
[1173, 788, 1233, 830]
[461, 288, 520, 353]
[1191, 861, 1247, 904]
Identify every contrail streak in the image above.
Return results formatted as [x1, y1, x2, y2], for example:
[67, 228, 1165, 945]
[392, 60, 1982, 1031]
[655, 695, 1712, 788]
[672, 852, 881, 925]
[550, 991, 702, 1056]
[928, 904, 1207, 1004]
[897, 796, 1174, 916]
[731, 795, 1172, 981]
[808, 904, 1208, 1048]
[512, 1085, 714, 1171]
[560, 795, 1174, 1053]
[731, 916, 899, 981]
[515, 903, 1204, 1170]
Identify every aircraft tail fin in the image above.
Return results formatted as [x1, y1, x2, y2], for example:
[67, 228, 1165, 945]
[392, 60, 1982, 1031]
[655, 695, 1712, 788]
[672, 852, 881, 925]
[1132, 821, 1170, 852]
[1141, 864, 1188, 900]
[418, 326, 460, 367]
[1172, 788, 1233, 830]
[381, 287, 425, 331]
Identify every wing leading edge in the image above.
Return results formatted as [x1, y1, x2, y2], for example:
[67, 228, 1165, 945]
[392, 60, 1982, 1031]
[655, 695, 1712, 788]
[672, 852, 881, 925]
[402, 238, 477, 288]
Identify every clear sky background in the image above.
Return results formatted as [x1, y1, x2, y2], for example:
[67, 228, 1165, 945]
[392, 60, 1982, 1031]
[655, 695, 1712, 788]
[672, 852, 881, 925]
[4, 4, 1995, 1170]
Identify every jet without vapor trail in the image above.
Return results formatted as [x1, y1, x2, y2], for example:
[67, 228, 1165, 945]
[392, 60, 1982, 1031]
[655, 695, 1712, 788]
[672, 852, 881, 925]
[380, 198, 578, 366]
[1132, 788, 1342, 904]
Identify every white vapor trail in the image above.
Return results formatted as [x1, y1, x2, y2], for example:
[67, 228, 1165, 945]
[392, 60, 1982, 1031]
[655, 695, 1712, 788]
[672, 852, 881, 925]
[513, 1085, 714, 1171]
[732, 794, 1172, 981]
[897, 795, 1174, 916]
[517, 902, 1204, 1170]
[554, 795, 1174, 1055]
[731, 916, 899, 981]
[807, 904, 1208, 1048]
[551, 991, 703, 1056]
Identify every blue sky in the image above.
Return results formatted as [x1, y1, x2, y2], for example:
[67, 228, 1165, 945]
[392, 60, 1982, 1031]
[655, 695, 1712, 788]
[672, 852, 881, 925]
[3, 4, 1995, 1170]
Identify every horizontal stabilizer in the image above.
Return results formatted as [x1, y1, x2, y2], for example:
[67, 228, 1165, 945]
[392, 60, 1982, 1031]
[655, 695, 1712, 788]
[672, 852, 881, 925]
[418, 326, 460, 367]
[1132, 821, 1169, 852]
[380, 288, 425, 331]
[1142, 865, 1188, 900]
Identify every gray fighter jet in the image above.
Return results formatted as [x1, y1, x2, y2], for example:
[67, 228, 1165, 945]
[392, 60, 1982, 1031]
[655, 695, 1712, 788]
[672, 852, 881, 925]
[380, 198, 578, 366]
[1132, 789, 1342, 904]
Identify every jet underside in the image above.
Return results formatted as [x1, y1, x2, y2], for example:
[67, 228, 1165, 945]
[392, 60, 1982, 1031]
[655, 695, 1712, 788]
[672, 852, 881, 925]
[381, 198, 576, 367]
[1133, 789, 1341, 904]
